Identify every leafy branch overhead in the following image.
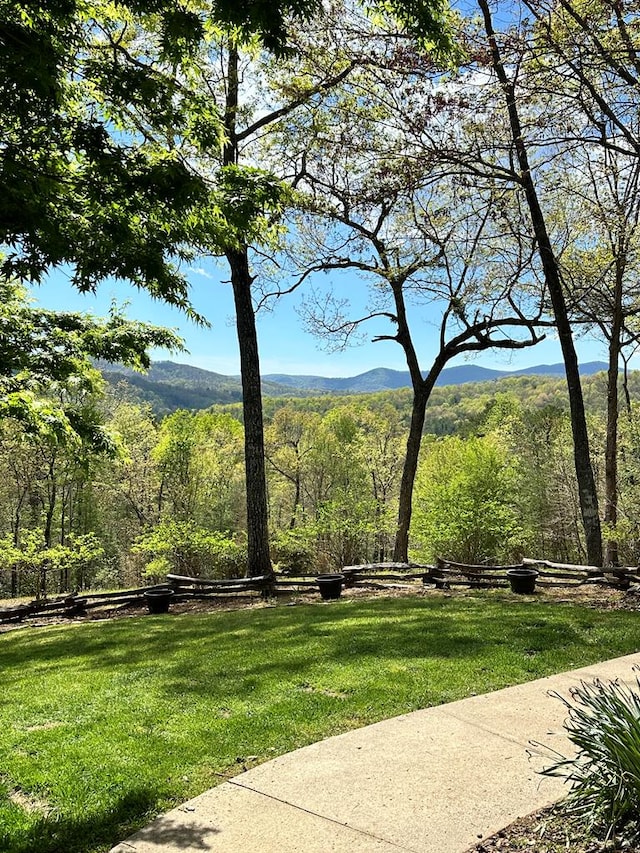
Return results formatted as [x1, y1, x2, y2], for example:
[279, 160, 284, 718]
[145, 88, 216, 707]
[0, 0, 452, 302]
[212, 0, 454, 54]
[0, 282, 183, 446]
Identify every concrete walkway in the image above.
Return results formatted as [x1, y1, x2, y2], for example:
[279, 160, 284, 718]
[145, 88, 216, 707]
[110, 652, 640, 853]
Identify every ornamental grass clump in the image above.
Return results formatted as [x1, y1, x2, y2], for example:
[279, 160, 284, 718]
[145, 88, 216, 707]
[542, 676, 640, 844]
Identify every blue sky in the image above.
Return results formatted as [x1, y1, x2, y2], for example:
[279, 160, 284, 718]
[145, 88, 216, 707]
[32, 260, 612, 378]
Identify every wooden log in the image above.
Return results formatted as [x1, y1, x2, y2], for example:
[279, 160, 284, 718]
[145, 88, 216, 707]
[523, 558, 604, 576]
[82, 595, 148, 610]
[352, 573, 428, 582]
[342, 562, 430, 572]
[534, 569, 593, 581]
[0, 604, 33, 622]
[166, 573, 271, 588]
[437, 558, 524, 573]
[169, 582, 262, 595]
[77, 585, 167, 600]
[191, 585, 257, 594]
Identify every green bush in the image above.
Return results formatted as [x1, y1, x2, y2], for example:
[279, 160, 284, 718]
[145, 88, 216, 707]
[410, 435, 526, 564]
[270, 529, 315, 575]
[0, 531, 106, 597]
[542, 677, 640, 844]
[131, 521, 248, 580]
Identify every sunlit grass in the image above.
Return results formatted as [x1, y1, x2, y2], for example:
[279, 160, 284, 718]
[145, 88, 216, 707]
[0, 593, 638, 853]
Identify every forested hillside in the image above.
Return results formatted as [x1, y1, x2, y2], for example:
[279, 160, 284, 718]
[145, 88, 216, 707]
[217, 369, 624, 435]
[99, 361, 309, 412]
[99, 360, 611, 415]
[2, 367, 640, 599]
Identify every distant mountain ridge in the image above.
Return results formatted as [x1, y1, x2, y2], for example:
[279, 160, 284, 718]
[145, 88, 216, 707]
[99, 359, 610, 413]
[262, 361, 608, 393]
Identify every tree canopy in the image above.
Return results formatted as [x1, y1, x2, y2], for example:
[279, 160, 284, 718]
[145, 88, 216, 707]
[0, 281, 182, 446]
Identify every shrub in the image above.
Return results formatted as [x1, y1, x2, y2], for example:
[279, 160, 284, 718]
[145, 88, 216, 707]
[0, 531, 106, 597]
[270, 530, 314, 576]
[541, 677, 640, 844]
[410, 435, 527, 564]
[131, 521, 248, 581]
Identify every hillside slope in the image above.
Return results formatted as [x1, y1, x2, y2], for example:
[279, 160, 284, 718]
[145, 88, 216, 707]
[100, 360, 610, 414]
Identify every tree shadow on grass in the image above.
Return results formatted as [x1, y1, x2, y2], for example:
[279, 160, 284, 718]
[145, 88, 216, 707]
[2, 787, 168, 853]
[0, 595, 622, 688]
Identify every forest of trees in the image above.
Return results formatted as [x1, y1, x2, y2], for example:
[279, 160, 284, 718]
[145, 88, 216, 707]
[3, 371, 640, 598]
[4, 0, 640, 591]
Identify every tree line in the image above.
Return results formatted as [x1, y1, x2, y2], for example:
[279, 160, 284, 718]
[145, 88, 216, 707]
[4, 375, 640, 597]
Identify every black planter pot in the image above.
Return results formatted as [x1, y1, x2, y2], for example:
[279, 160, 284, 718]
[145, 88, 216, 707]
[316, 574, 345, 600]
[144, 588, 175, 614]
[506, 569, 538, 595]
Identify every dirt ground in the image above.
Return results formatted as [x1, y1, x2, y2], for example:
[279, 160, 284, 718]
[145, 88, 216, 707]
[467, 804, 632, 852]
[3, 578, 637, 631]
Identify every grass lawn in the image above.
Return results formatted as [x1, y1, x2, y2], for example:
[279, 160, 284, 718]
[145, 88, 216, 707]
[1, 592, 639, 853]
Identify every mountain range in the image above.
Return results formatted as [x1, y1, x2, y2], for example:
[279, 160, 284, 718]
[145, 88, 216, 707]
[100, 360, 610, 414]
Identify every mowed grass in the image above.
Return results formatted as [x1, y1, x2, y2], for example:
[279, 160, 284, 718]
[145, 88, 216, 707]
[1, 593, 639, 853]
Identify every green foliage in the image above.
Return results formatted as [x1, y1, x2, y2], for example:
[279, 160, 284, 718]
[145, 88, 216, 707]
[0, 1, 295, 301]
[609, 406, 640, 564]
[0, 365, 634, 595]
[210, 0, 454, 55]
[542, 678, 640, 844]
[0, 282, 183, 447]
[153, 409, 245, 530]
[131, 521, 248, 580]
[270, 529, 315, 574]
[411, 434, 527, 564]
[364, 0, 455, 57]
[1, 0, 210, 296]
[265, 403, 401, 568]
[0, 531, 105, 597]
[216, 165, 291, 248]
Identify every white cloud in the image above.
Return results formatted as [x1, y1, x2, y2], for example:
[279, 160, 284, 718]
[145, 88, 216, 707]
[188, 267, 215, 280]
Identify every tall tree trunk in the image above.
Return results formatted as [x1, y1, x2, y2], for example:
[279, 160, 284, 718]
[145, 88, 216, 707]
[392, 272, 451, 561]
[394, 384, 428, 562]
[479, 0, 603, 566]
[225, 42, 273, 578]
[392, 278, 427, 562]
[227, 247, 273, 576]
[604, 260, 624, 566]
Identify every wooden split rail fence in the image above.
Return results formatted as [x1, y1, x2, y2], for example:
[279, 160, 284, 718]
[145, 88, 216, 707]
[337, 558, 640, 590]
[0, 574, 273, 625]
[1, 558, 638, 625]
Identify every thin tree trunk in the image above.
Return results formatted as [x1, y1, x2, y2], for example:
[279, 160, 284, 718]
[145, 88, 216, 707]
[479, 0, 603, 566]
[604, 332, 620, 565]
[604, 261, 624, 566]
[227, 247, 273, 576]
[622, 352, 633, 416]
[44, 476, 56, 549]
[289, 462, 301, 531]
